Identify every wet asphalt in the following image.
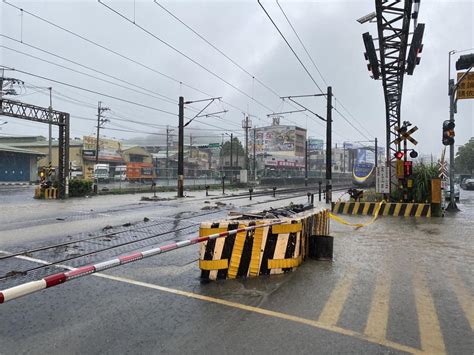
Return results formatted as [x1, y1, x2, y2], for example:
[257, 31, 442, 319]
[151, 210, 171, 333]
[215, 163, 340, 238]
[0, 186, 472, 354]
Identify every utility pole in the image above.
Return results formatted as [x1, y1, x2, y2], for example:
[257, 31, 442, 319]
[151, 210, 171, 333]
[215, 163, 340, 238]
[48, 87, 53, 181]
[166, 125, 173, 185]
[304, 139, 308, 186]
[178, 96, 184, 197]
[326, 86, 333, 204]
[230, 133, 233, 177]
[94, 101, 109, 194]
[253, 128, 257, 182]
[177, 96, 222, 197]
[242, 115, 252, 183]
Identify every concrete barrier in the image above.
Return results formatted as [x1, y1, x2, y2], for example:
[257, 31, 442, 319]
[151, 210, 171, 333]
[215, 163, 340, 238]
[199, 209, 330, 280]
[44, 187, 57, 200]
[332, 201, 431, 217]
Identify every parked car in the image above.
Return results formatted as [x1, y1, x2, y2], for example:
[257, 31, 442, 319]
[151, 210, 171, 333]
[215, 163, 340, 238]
[445, 183, 460, 202]
[462, 178, 474, 190]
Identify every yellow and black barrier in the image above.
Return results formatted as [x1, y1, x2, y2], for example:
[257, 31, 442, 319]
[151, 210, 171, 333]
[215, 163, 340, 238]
[44, 187, 58, 200]
[199, 209, 330, 280]
[332, 201, 431, 217]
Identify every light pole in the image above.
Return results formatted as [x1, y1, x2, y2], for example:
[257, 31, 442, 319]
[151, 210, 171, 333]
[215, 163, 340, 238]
[446, 50, 474, 211]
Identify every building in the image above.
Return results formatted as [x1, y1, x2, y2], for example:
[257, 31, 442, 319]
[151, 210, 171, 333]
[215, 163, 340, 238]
[0, 143, 45, 182]
[2, 136, 84, 180]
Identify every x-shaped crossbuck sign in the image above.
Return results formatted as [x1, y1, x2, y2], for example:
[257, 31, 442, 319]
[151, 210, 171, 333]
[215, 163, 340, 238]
[394, 126, 418, 145]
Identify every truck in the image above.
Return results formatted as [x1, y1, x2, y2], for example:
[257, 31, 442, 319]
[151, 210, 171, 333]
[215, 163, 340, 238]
[94, 164, 110, 183]
[126, 162, 155, 183]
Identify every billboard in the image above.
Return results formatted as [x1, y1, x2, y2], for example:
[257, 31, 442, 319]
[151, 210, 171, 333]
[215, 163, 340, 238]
[83, 136, 123, 161]
[250, 125, 306, 156]
[308, 138, 324, 151]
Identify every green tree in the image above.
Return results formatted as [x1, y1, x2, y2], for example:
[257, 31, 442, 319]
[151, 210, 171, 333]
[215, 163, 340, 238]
[221, 137, 245, 156]
[455, 139, 474, 174]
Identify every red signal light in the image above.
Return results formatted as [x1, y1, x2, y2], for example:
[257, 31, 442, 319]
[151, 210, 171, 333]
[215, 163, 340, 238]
[394, 151, 404, 160]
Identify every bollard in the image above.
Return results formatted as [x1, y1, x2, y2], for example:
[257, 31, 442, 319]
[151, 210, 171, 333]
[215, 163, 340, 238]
[272, 186, 277, 197]
[221, 176, 225, 195]
[318, 181, 322, 202]
[310, 193, 314, 205]
[309, 235, 333, 260]
[307, 192, 311, 203]
[151, 182, 157, 198]
[249, 188, 253, 200]
[205, 185, 210, 197]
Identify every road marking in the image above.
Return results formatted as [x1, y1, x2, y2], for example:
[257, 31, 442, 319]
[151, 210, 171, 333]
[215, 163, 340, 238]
[365, 272, 391, 340]
[1, 251, 425, 354]
[95, 273, 423, 355]
[413, 271, 446, 354]
[318, 271, 355, 326]
[450, 270, 474, 331]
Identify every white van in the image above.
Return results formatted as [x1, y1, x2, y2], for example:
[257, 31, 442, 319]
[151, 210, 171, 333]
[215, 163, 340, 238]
[114, 165, 127, 181]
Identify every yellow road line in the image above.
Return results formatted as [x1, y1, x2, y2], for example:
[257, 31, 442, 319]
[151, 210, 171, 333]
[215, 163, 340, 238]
[319, 272, 355, 326]
[95, 273, 424, 355]
[450, 270, 474, 331]
[413, 271, 446, 354]
[365, 273, 391, 340]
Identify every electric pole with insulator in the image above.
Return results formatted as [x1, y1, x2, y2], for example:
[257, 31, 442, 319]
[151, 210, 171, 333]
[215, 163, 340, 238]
[94, 101, 110, 193]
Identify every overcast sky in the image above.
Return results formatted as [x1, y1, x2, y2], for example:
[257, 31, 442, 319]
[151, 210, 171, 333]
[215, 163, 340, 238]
[1, 0, 473, 154]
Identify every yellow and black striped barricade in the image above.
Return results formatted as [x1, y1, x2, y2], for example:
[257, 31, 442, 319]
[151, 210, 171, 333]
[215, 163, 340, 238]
[331, 201, 431, 217]
[44, 187, 58, 200]
[199, 208, 330, 280]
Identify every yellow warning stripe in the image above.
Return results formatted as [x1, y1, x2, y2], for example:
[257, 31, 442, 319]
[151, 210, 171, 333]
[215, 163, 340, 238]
[415, 204, 424, 217]
[353, 202, 360, 215]
[394, 203, 402, 216]
[272, 223, 302, 234]
[342, 202, 350, 214]
[267, 256, 302, 269]
[249, 223, 265, 276]
[199, 259, 229, 270]
[227, 225, 247, 279]
[199, 227, 228, 237]
[329, 201, 385, 228]
[404, 204, 413, 217]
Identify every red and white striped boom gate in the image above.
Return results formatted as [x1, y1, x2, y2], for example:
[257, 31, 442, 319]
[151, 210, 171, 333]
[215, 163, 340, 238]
[0, 220, 282, 304]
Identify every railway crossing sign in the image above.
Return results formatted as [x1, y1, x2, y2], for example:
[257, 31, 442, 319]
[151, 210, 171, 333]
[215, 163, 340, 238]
[394, 126, 418, 145]
[438, 160, 448, 180]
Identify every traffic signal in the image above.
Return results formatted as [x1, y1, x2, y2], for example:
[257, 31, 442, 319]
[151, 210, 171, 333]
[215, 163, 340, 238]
[362, 32, 380, 79]
[442, 120, 455, 146]
[406, 23, 425, 75]
[455, 53, 474, 70]
[394, 151, 404, 160]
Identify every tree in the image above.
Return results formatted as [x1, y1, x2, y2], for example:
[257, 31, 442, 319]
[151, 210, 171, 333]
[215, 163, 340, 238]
[455, 139, 474, 173]
[221, 137, 245, 157]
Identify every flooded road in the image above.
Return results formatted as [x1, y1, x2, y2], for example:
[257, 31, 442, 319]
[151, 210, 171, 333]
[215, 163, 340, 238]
[0, 188, 472, 354]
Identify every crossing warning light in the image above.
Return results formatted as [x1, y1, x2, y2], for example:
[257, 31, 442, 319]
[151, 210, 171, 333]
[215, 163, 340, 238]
[406, 23, 425, 75]
[442, 120, 455, 146]
[362, 32, 380, 80]
[394, 151, 404, 160]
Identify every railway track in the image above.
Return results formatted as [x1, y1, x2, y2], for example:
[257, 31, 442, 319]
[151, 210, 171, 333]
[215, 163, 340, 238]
[0, 184, 351, 287]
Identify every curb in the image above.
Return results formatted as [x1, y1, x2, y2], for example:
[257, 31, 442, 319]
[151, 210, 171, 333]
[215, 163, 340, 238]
[332, 201, 431, 217]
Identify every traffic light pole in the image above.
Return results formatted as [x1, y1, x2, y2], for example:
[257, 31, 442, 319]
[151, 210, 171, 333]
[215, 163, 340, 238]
[446, 85, 457, 211]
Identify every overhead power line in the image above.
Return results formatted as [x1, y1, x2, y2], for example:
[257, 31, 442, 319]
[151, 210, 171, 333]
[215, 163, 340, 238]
[1, 44, 180, 106]
[276, 0, 329, 88]
[260, 0, 373, 141]
[2, 1, 262, 122]
[257, 0, 325, 95]
[98, 0, 277, 113]
[2, 66, 178, 116]
[1, 34, 176, 105]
